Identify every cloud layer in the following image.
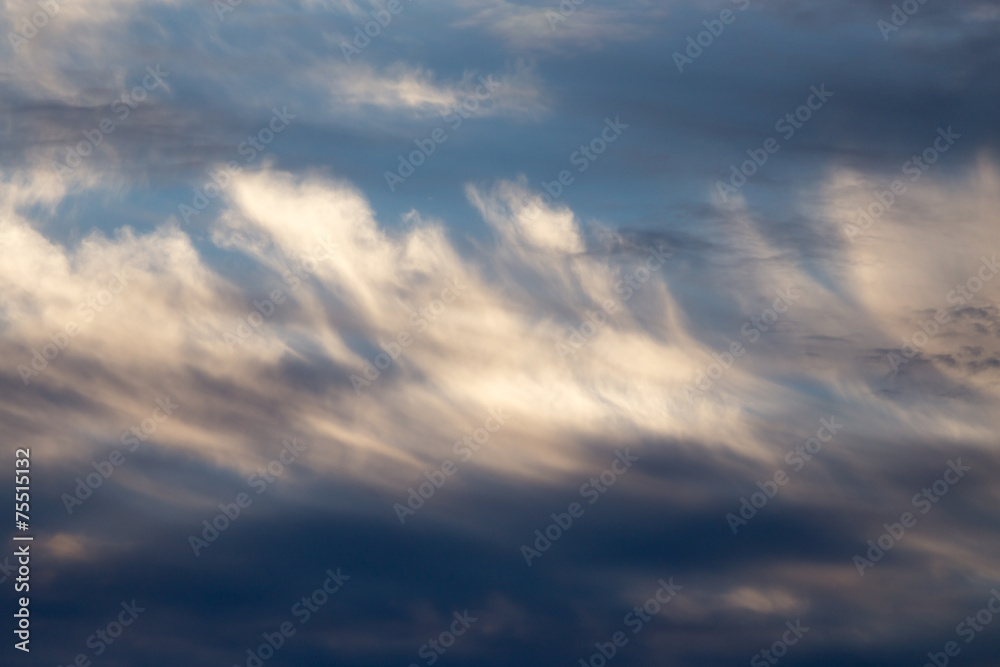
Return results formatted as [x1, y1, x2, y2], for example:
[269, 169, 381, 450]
[2, 1, 1000, 665]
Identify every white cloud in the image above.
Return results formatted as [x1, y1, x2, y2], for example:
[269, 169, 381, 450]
[308, 59, 549, 118]
[1, 159, 998, 520]
[449, 0, 669, 51]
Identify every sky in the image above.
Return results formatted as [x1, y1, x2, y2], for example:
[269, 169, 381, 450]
[2, 0, 1000, 665]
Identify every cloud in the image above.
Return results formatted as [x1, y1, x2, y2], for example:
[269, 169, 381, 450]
[306, 59, 549, 119]
[449, 0, 670, 51]
[3, 157, 998, 489]
[3, 153, 1000, 665]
